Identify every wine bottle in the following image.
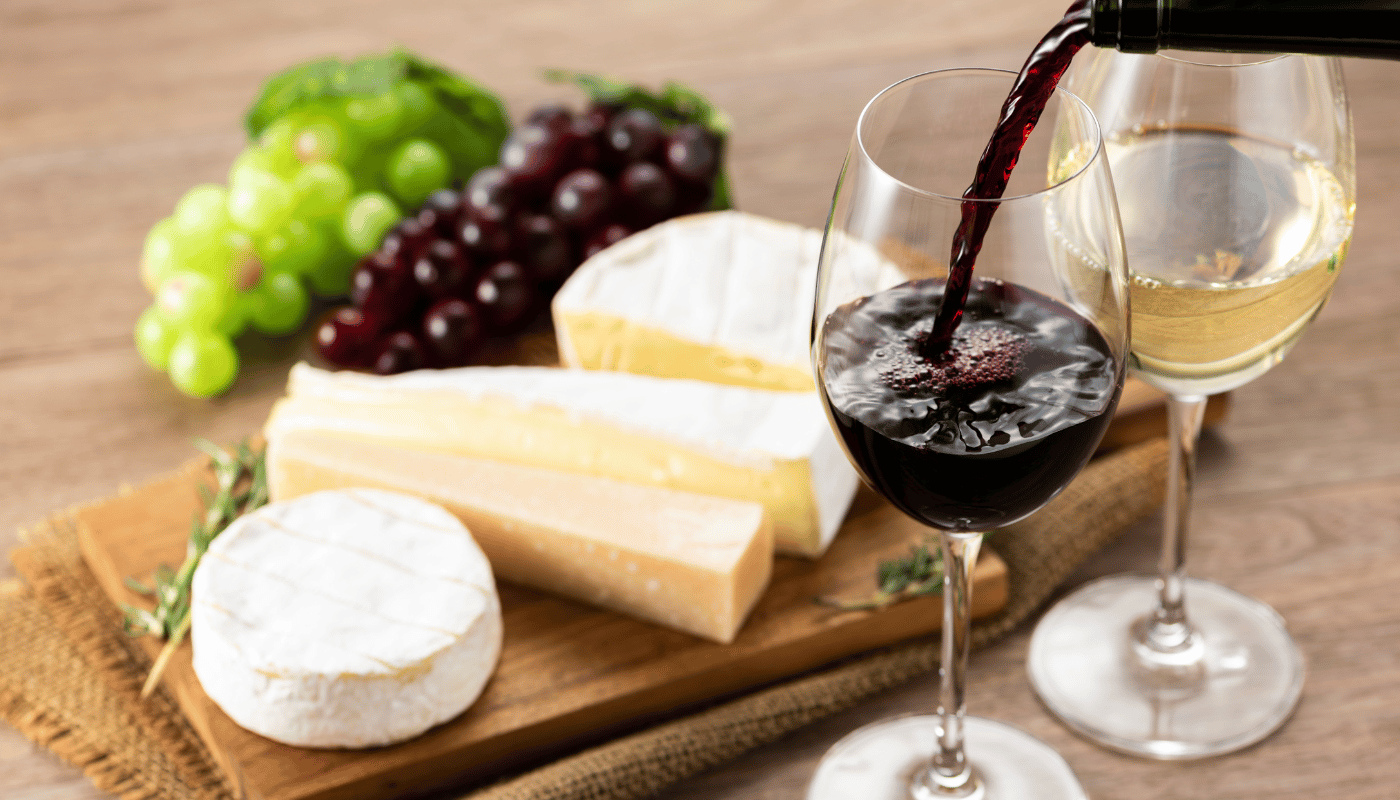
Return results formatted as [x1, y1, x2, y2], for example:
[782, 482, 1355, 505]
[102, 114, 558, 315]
[1091, 0, 1400, 58]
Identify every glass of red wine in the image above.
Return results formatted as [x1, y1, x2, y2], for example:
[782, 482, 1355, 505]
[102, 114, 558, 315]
[1027, 50, 1353, 760]
[807, 68, 1128, 800]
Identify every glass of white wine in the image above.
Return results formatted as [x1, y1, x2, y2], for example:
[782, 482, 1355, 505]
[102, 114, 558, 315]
[1027, 51, 1354, 759]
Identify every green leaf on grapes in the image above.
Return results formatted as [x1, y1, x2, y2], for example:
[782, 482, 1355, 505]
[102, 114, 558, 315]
[244, 49, 511, 183]
[542, 69, 732, 136]
[543, 69, 735, 210]
[245, 53, 410, 138]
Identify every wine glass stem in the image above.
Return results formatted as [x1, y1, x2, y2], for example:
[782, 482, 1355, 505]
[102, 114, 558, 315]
[1135, 394, 1209, 676]
[914, 531, 984, 798]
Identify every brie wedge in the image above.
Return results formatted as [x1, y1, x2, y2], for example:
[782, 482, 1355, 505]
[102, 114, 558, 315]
[265, 363, 858, 557]
[267, 430, 773, 643]
[552, 211, 824, 392]
[190, 488, 502, 749]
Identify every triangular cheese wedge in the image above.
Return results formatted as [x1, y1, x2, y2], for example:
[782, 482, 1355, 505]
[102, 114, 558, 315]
[265, 363, 858, 557]
[267, 430, 772, 643]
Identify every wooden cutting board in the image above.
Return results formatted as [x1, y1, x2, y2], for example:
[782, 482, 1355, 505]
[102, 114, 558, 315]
[74, 375, 1220, 800]
[76, 463, 1007, 800]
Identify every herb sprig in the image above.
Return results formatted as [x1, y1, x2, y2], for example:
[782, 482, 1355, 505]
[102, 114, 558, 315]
[122, 439, 268, 697]
[818, 535, 945, 611]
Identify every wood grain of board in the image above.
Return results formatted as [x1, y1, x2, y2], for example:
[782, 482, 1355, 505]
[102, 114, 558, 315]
[74, 462, 1007, 800]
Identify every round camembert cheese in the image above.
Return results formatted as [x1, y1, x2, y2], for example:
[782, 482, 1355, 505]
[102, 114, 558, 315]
[191, 488, 502, 749]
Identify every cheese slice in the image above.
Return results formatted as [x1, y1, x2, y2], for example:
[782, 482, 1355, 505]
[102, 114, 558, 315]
[190, 488, 502, 749]
[265, 363, 859, 558]
[552, 211, 824, 392]
[267, 430, 772, 643]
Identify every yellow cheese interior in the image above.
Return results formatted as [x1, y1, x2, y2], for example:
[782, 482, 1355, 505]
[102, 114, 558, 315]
[268, 430, 773, 644]
[557, 311, 816, 393]
[266, 391, 824, 556]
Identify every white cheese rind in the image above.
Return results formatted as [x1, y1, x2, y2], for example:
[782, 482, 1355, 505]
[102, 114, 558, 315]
[270, 364, 859, 556]
[551, 211, 824, 389]
[266, 430, 773, 643]
[191, 489, 502, 749]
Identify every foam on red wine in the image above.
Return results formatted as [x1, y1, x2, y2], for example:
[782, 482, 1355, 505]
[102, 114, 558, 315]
[925, 0, 1093, 353]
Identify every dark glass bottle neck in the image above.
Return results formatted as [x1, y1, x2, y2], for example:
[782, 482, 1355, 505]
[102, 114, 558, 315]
[1091, 0, 1400, 58]
[1091, 0, 1161, 53]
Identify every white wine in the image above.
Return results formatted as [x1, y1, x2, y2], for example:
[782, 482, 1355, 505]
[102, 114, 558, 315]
[1106, 125, 1353, 395]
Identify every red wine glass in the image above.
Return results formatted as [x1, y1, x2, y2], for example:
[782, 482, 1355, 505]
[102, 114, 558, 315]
[808, 68, 1129, 800]
[1027, 50, 1353, 760]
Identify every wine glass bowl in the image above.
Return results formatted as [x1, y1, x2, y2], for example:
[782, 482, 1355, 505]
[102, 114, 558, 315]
[1027, 49, 1354, 760]
[806, 68, 1129, 800]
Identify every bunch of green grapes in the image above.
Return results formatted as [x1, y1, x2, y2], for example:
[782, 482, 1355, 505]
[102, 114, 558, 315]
[134, 51, 509, 398]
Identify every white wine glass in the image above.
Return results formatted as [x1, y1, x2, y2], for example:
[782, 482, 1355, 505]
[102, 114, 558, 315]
[1028, 50, 1354, 759]
[807, 68, 1129, 800]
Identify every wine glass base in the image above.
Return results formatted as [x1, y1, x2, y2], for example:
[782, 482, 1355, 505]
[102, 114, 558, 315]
[1027, 575, 1304, 759]
[806, 715, 1087, 800]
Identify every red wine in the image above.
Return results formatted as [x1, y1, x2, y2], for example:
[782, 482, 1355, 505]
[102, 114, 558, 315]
[819, 279, 1121, 532]
[927, 0, 1093, 352]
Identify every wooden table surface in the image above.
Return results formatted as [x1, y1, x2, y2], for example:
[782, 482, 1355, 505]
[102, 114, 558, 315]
[4, 1, 1399, 798]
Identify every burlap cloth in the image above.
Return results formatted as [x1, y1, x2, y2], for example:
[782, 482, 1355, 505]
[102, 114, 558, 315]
[2, 436, 1167, 800]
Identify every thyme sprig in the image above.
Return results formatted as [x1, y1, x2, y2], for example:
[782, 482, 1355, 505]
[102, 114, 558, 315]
[818, 535, 945, 611]
[121, 439, 268, 697]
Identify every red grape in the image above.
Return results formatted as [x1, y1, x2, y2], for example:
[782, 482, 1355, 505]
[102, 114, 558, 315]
[618, 162, 676, 227]
[475, 260, 535, 329]
[371, 331, 427, 375]
[516, 213, 573, 284]
[412, 239, 471, 298]
[380, 216, 433, 263]
[421, 297, 483, 366]
[315, 306, 376, 367]
[351, 256, 419, 331]
[583, 223, 634, 260]
[606, 108, 664, 164]
[526, 104, 574, 134]
[665, 123, 721, 184]
[580, 102, 622, 137]
[465, 166, 516, 221]
[552, 168, 612, 231]
[500, 125, 569, 198]
[459, 212, 513, 258]
[417, 189, 463, 237]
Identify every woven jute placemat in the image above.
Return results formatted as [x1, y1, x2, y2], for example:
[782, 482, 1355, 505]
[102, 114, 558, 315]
[2, 436, 1167, 800]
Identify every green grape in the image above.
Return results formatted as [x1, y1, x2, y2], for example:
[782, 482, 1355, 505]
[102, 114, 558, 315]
[173, 184, 231, 238]
[257, 218, 330, 275]
[293, 116, 351, 164]
[394, 81, 438, 134]
[134, 305, 179, 371]
[292, 162, 354, 220]
[257, 114, 304, 174]
[229, 146, 298, 185]
[386, 138, 452, 209]
[341, 191, 401, 256]
[167, 330, 239, 399]
[156, 271, 233, 331]
[141, 217, 183, 292]
[306, 220, 357, 296]
[224, 231, 264, 291]
[227, 170, 295, 235]
[249, 271, 310, 335]
[344, 91, 406, 142]
[217, 289, 250, 338]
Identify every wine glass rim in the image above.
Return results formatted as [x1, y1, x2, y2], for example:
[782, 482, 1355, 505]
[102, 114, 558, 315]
[1157, 49, 1290, 67]
[854, 67, 1104, 204]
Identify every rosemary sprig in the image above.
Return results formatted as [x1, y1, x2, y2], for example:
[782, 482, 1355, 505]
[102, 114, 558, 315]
[818, 535, 945, 611]
[121, 439, 268, 697]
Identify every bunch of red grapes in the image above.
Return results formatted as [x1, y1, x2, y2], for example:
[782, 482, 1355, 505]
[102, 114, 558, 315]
[315, 101, 725, 374]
